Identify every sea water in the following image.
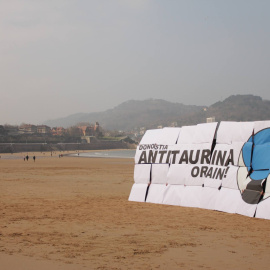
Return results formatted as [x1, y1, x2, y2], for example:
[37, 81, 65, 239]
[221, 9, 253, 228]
[70, 149, 136, 159]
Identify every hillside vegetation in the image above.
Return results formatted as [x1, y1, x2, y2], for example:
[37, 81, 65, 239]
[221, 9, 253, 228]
[44, 95, 270, 130]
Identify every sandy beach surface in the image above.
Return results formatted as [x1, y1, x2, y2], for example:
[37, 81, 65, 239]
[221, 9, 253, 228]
[1, 151, 270, 270]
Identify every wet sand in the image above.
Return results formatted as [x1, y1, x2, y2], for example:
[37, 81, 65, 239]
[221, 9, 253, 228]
[1, 152, 270, 269]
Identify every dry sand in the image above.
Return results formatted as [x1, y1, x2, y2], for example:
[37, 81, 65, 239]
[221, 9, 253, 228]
[1, 152, 270, 270]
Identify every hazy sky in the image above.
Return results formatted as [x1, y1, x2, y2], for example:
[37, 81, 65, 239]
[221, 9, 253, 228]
[1, 0, 270, 125]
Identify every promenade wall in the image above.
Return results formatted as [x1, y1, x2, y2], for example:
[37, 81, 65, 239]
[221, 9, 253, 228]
[0, 141, 135, 153]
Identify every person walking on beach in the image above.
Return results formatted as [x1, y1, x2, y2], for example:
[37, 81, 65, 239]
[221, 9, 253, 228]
[33, 156, 36, 162]
[26, 155, 29, 161]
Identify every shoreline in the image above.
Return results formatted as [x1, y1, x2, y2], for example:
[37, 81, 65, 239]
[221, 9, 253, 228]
[66, 149, 135, 159]
[0, 149, 135, 160]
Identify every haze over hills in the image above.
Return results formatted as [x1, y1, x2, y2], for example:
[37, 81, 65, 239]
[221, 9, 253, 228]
[44, 95, 270, 131]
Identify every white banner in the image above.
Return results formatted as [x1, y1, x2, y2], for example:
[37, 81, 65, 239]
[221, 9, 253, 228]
[129, 121, 270, 220]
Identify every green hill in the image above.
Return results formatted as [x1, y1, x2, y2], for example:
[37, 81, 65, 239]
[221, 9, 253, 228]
[44, 95, 270, 130]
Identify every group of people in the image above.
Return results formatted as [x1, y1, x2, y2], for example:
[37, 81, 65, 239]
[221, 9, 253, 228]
[24, 155, 36, 162]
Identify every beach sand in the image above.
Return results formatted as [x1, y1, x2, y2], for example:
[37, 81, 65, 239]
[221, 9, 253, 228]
[1, 152, 270, 269]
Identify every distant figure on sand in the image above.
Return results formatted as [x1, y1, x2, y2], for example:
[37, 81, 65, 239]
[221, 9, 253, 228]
[26, 155, 29, 161]
[24, 156, 25, 161]
[33, 156, 36, 162]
